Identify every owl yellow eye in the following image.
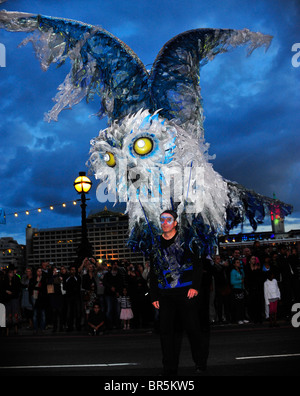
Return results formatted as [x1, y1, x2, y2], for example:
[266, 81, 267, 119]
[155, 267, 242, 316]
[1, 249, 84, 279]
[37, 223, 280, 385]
[133, 137, 153, 156]
[104, 152, 116, 167]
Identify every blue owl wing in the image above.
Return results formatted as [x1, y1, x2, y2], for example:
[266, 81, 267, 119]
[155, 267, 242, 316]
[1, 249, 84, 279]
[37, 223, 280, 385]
[0, 10, 150, 122]
[225, 181, 293, 232]
[149, 28, 272, 130]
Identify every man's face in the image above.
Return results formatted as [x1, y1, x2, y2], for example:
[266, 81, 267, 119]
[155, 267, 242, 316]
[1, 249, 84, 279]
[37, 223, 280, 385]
[160, 214, 177, 233]
[233, 250, 240, 258]
[214, 255, 221, 264]
[70, 267, 76, 275]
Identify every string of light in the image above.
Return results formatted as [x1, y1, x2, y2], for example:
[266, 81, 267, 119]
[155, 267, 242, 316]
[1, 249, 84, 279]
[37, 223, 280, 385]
[5, 200, 80, 219]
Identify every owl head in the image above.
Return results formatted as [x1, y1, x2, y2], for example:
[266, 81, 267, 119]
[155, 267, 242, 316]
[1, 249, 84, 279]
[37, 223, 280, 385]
[88, 108, 229, 248]
[88, 110, 177, 222]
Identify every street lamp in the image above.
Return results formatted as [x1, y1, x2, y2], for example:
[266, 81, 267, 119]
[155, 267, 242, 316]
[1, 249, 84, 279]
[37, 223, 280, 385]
[74, 171, 93, 264]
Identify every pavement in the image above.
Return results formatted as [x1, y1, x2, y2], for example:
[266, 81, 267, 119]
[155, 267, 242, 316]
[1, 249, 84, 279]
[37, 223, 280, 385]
[1, 319, 299, 379]
[0, 317, 292, 336]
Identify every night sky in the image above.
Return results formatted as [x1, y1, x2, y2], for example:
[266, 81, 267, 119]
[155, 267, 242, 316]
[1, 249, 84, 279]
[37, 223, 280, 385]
[0, 0, 299, 245]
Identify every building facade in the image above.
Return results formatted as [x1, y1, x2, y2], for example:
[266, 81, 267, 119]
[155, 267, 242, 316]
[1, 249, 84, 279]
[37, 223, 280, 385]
[218, 229, 300, 258]
[26, 208, 145, 268]
[0, 237, 25, 272]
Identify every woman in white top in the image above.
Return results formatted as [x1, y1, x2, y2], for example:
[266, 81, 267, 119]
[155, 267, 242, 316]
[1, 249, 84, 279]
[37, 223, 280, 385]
[264, 272, 281, 327]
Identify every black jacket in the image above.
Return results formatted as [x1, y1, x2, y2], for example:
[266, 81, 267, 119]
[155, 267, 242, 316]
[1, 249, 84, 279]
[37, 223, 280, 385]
[149, 233, 203, 302]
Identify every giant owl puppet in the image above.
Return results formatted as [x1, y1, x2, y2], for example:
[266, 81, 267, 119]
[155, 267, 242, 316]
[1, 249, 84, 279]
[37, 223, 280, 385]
[0, 7, 293, 257]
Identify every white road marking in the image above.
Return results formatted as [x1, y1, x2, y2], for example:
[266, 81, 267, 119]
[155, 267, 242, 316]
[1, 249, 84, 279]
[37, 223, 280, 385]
[0, 362, 139, 369]
[236, 353, 300, 360]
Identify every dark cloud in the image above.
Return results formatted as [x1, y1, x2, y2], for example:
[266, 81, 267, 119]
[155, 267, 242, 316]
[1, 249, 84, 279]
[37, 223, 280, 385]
[198, 0, 300, 212]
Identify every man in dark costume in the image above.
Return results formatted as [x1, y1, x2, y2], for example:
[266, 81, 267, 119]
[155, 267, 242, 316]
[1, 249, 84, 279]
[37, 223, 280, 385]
[150, 210, 204, 376]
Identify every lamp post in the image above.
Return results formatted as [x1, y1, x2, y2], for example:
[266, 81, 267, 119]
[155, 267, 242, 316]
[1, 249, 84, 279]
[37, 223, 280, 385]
[74, 171, 93, 264]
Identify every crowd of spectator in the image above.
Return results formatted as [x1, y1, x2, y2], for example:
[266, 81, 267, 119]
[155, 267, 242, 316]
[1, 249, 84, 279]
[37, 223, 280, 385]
[0, 257, 154, 336]
[0, 241, 299, 336]
[212, 242, 300, 326]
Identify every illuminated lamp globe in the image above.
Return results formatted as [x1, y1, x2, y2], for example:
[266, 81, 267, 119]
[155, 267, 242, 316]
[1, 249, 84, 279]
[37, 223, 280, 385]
[74, 172, 92, 194]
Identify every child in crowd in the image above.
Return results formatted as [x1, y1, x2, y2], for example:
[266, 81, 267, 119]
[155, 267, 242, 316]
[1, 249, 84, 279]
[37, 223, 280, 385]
[264, 272, 281, 327]
[118, 287, 133, 330]
[87, 303, 105, 335]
